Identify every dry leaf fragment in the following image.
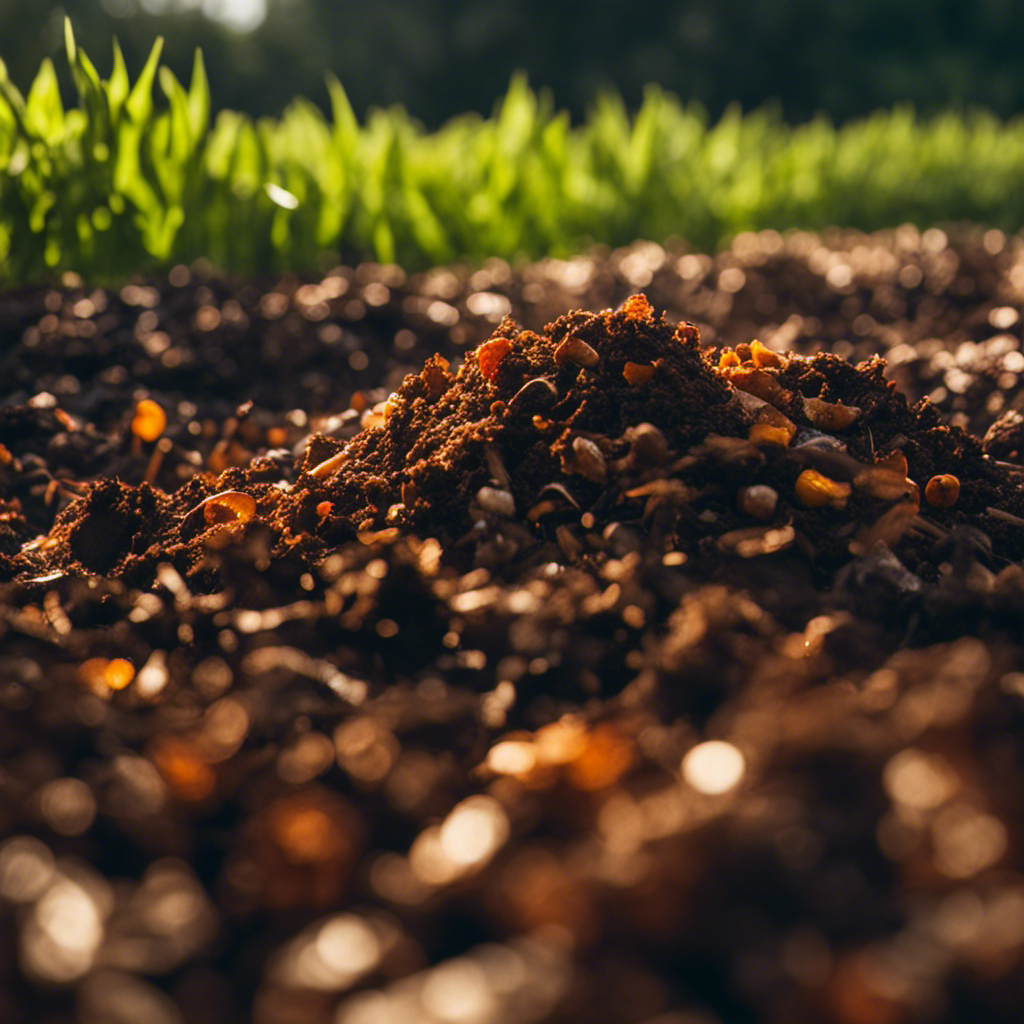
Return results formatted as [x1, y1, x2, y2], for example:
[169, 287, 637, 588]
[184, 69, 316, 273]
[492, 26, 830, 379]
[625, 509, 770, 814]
[624, 479, 693, 501]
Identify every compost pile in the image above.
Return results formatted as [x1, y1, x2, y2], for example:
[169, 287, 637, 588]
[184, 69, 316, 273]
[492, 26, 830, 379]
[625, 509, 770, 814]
[3, 228, 1024, 1024]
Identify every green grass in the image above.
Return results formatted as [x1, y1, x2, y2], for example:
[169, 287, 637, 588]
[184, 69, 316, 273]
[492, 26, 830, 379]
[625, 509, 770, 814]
[4, 21, 1024, 285]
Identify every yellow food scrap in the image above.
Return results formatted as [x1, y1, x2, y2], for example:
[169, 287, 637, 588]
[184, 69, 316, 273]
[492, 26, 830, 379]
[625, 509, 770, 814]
[795, 468, 851, 508]
[750, 339, 782, 368]
[925, 474, 960, 508]
[131, 399, 166, 442]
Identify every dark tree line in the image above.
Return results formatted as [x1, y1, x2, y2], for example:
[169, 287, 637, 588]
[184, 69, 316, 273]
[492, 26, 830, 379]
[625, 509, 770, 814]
[2, 0, 1023, 126]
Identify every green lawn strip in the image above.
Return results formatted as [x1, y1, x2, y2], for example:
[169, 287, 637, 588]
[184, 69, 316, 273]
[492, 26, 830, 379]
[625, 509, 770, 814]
[3, 22, 1024, 286]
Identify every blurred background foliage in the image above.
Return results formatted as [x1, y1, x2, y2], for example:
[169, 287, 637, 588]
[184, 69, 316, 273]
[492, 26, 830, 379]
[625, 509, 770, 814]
[2, 0, 1023, 127]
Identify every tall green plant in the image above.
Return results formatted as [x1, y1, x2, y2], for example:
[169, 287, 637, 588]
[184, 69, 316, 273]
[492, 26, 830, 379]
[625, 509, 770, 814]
[5, 22, 1024, 285]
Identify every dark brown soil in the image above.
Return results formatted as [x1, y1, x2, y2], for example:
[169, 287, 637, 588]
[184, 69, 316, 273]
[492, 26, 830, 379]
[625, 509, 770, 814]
[3, 231, 1024, 1024]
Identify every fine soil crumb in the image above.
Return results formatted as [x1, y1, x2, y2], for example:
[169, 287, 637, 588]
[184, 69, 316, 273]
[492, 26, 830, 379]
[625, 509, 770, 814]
[3, 273, 1024, 1024]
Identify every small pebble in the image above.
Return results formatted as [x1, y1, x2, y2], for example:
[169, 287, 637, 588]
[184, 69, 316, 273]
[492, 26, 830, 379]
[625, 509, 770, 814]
[477, 486, 516, 517]
[738, 485, 778, 520]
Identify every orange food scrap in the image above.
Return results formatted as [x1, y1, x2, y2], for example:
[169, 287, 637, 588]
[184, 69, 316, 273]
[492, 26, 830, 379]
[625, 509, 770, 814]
[718, 348, 740, 368]
[534, 717, 589, 765]
[79, 656, 135, 695]
[78, 658, 105, 691]
[750, 339, 783, 368]
[266, 798, 346, 865]
[565, 723, 633, 791]
[726, 365, 790, 408]
[623, 361, 656, 385]
[252, 790, 362, 909]
[202, 490, 256, 526]
[749, 423, 793, 447]
[131, 399, 166, 442]
[151, 737, 217, 803]
[620, 294, 653, 320]
[54, 408, 77, 431]
[477, 335, 512, 381]
[105, 658, 135, 690]
[749, 405, 797, 447]
[925, 474, 960, 508]
[486, 717, 633, 793]
[361, 403, 387, 430]
[795, 468, 851, 508]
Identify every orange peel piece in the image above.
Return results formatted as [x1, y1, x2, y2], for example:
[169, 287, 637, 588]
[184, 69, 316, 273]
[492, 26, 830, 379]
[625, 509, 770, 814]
[477, 335, 512, 381]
